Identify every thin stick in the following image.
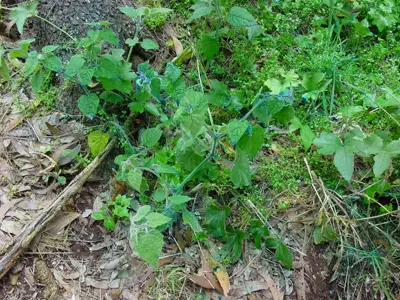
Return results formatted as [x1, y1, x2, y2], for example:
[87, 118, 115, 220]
[0, 138, 116, 279]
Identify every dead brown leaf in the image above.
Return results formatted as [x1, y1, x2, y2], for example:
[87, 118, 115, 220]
[46, 211, 80, 235]
[230, 281, 270, 297]
[214, 267, 230, 296]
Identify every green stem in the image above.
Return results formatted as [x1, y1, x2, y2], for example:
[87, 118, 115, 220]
[174, 133, 219, 194]
[126, 17, 142, 62]
[0, 6, 76, 42]
[35, 15, 76, 42]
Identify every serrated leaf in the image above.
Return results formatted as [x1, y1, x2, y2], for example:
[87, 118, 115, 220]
[88, 130, 110, 156]
[176, 148, 203, 172]
[10, 2, 38, 34]
[205, 205, 230, 238]
[126, 169, 143, 192]
[373, 152, 391, 177]
[198, 33, 220, 60]
[91, 210, 105, 220]
[145, 212, 171, 228]
[140, 39, 159, 50]
[113, 205, 130, 218]
[313, 226, 324, 244]
[134, 229, 163, 269]
[103, 217, 116, 230]
[227, 119, 248, 145]
[126, 37, 139, 47]
[96, 56, 120, 78]
[78, 93, 99, 118]
[131, 205, 151, 222]
[248, 24, 262, 40]
[273, 105, 295, 125]
[222, 228, 250, 263]
[275, 241, 293, 269]
[0, 57, 10, 80]
[384, 140, 400, 155]
[101, 28, 119, 45]
[140, 128, 163, 147]
[182, 209, 202, 233]
[249, 219, 270, 249]
[77, 65, 95, 85]
[230, 149, 251, 188]
[362, 134, 383, 155]
[237, 125, 264, 159]
[313, 132, 342, 155]
[42, 45, 59, 53]
[120, 6, 138, 18]
[169, 195, 192, 205]
[226, 6, 255, 27]
[42, 55, 62, 72]
[187, 6, 214, 23]
[300, 125, 315, 151]
[334, 147, 354, 182]
[99, 91, 123, 103]
[65, 55, 85, 78]
[30, 69, 45, 94]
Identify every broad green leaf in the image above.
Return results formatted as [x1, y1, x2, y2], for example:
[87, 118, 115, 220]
[334, 147, 354, 182]
[384, 140, 400, 155]
[368, 9, 396, 32]
[273, 105, 295, 125]
[248, 24, 262, 40]
[78, 93, 99, 118]
[222, 228, 250, 263]
[205, 205, 230, 238]
[18, 38, 35, 52]
[275, 241, 293, 269]
[96, 56, 120, 78]
[179, 111, 205, 137]
[140, 128, 163, 147]
[227, 119, 248, 145]
[362, 134, 383, 155]
[88, 130, 110, 156]
[0, 57, 10, 80]
[24, 51, 39, 76]
[237, 125, 264, 159]
[140, 39, 159, 50]
[91, 210, 105, 220]
[103, 217, 116, 230]
[182, 209, 202, 233]
[42, 45, 59, 53]
[373, 152, 391, 177]
[176, 148, 203, 172]
[113, 205, 130, 218]
[180, 90, 208, 112]
[313, 132, 342, 155]
[30, 69, 45, 94]
[134, 229, 163, 269]
[99, 91, 123, 103]
[230, 149, 251, 188]
[10, 2, 38, 34]
[131, 205, 151, 222]
[42, 55, 62, 72]
[120, 6, 138, 18]
[226, 6, 255, 27]
[198, 33, 219, 60]
[129, 102, 145, 113]
[65, 55, 85, 78]
[340, 106, 364, 118]
[313, 226, 324, 244]
[302, 72, 325, 91]
[169, 195, 192, 205]
[265, 78, 284, 94]
[101, 28, 119, 45]
[126, 37, 139, 47]
[145, 212, 171, 228]
[249, 220, 270, 249]
[289, 117, 302, 133]
[300, 125, 315, 151]
[126, 169, 143, 192]
[77, 65, 95, 85]
[187, 6, 214, 23]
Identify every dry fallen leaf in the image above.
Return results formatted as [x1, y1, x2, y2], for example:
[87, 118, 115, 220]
[172, 36, 183, 56]
[230, 281, 270, 298]
[214, 267, 230, 296]
[46, 211, 80, 235]
[263, 274, 284, 300]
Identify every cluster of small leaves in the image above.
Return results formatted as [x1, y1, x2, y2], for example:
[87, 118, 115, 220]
[92, 194, 132, 230]
[206, 206, 293, 269]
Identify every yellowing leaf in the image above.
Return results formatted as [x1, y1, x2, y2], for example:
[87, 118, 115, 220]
[214, 267, 230, 296]
[88, 130, 110, 156]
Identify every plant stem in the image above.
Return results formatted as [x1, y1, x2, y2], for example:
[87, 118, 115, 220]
[126, 17, 141, 62]
[174, 133, 219, 194]
[35, 15, 76, 42]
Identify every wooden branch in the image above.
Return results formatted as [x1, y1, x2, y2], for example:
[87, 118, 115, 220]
[0, 138, 117, 279]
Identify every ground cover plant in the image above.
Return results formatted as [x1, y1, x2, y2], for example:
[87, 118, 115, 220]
[0, 0, 399, 298]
